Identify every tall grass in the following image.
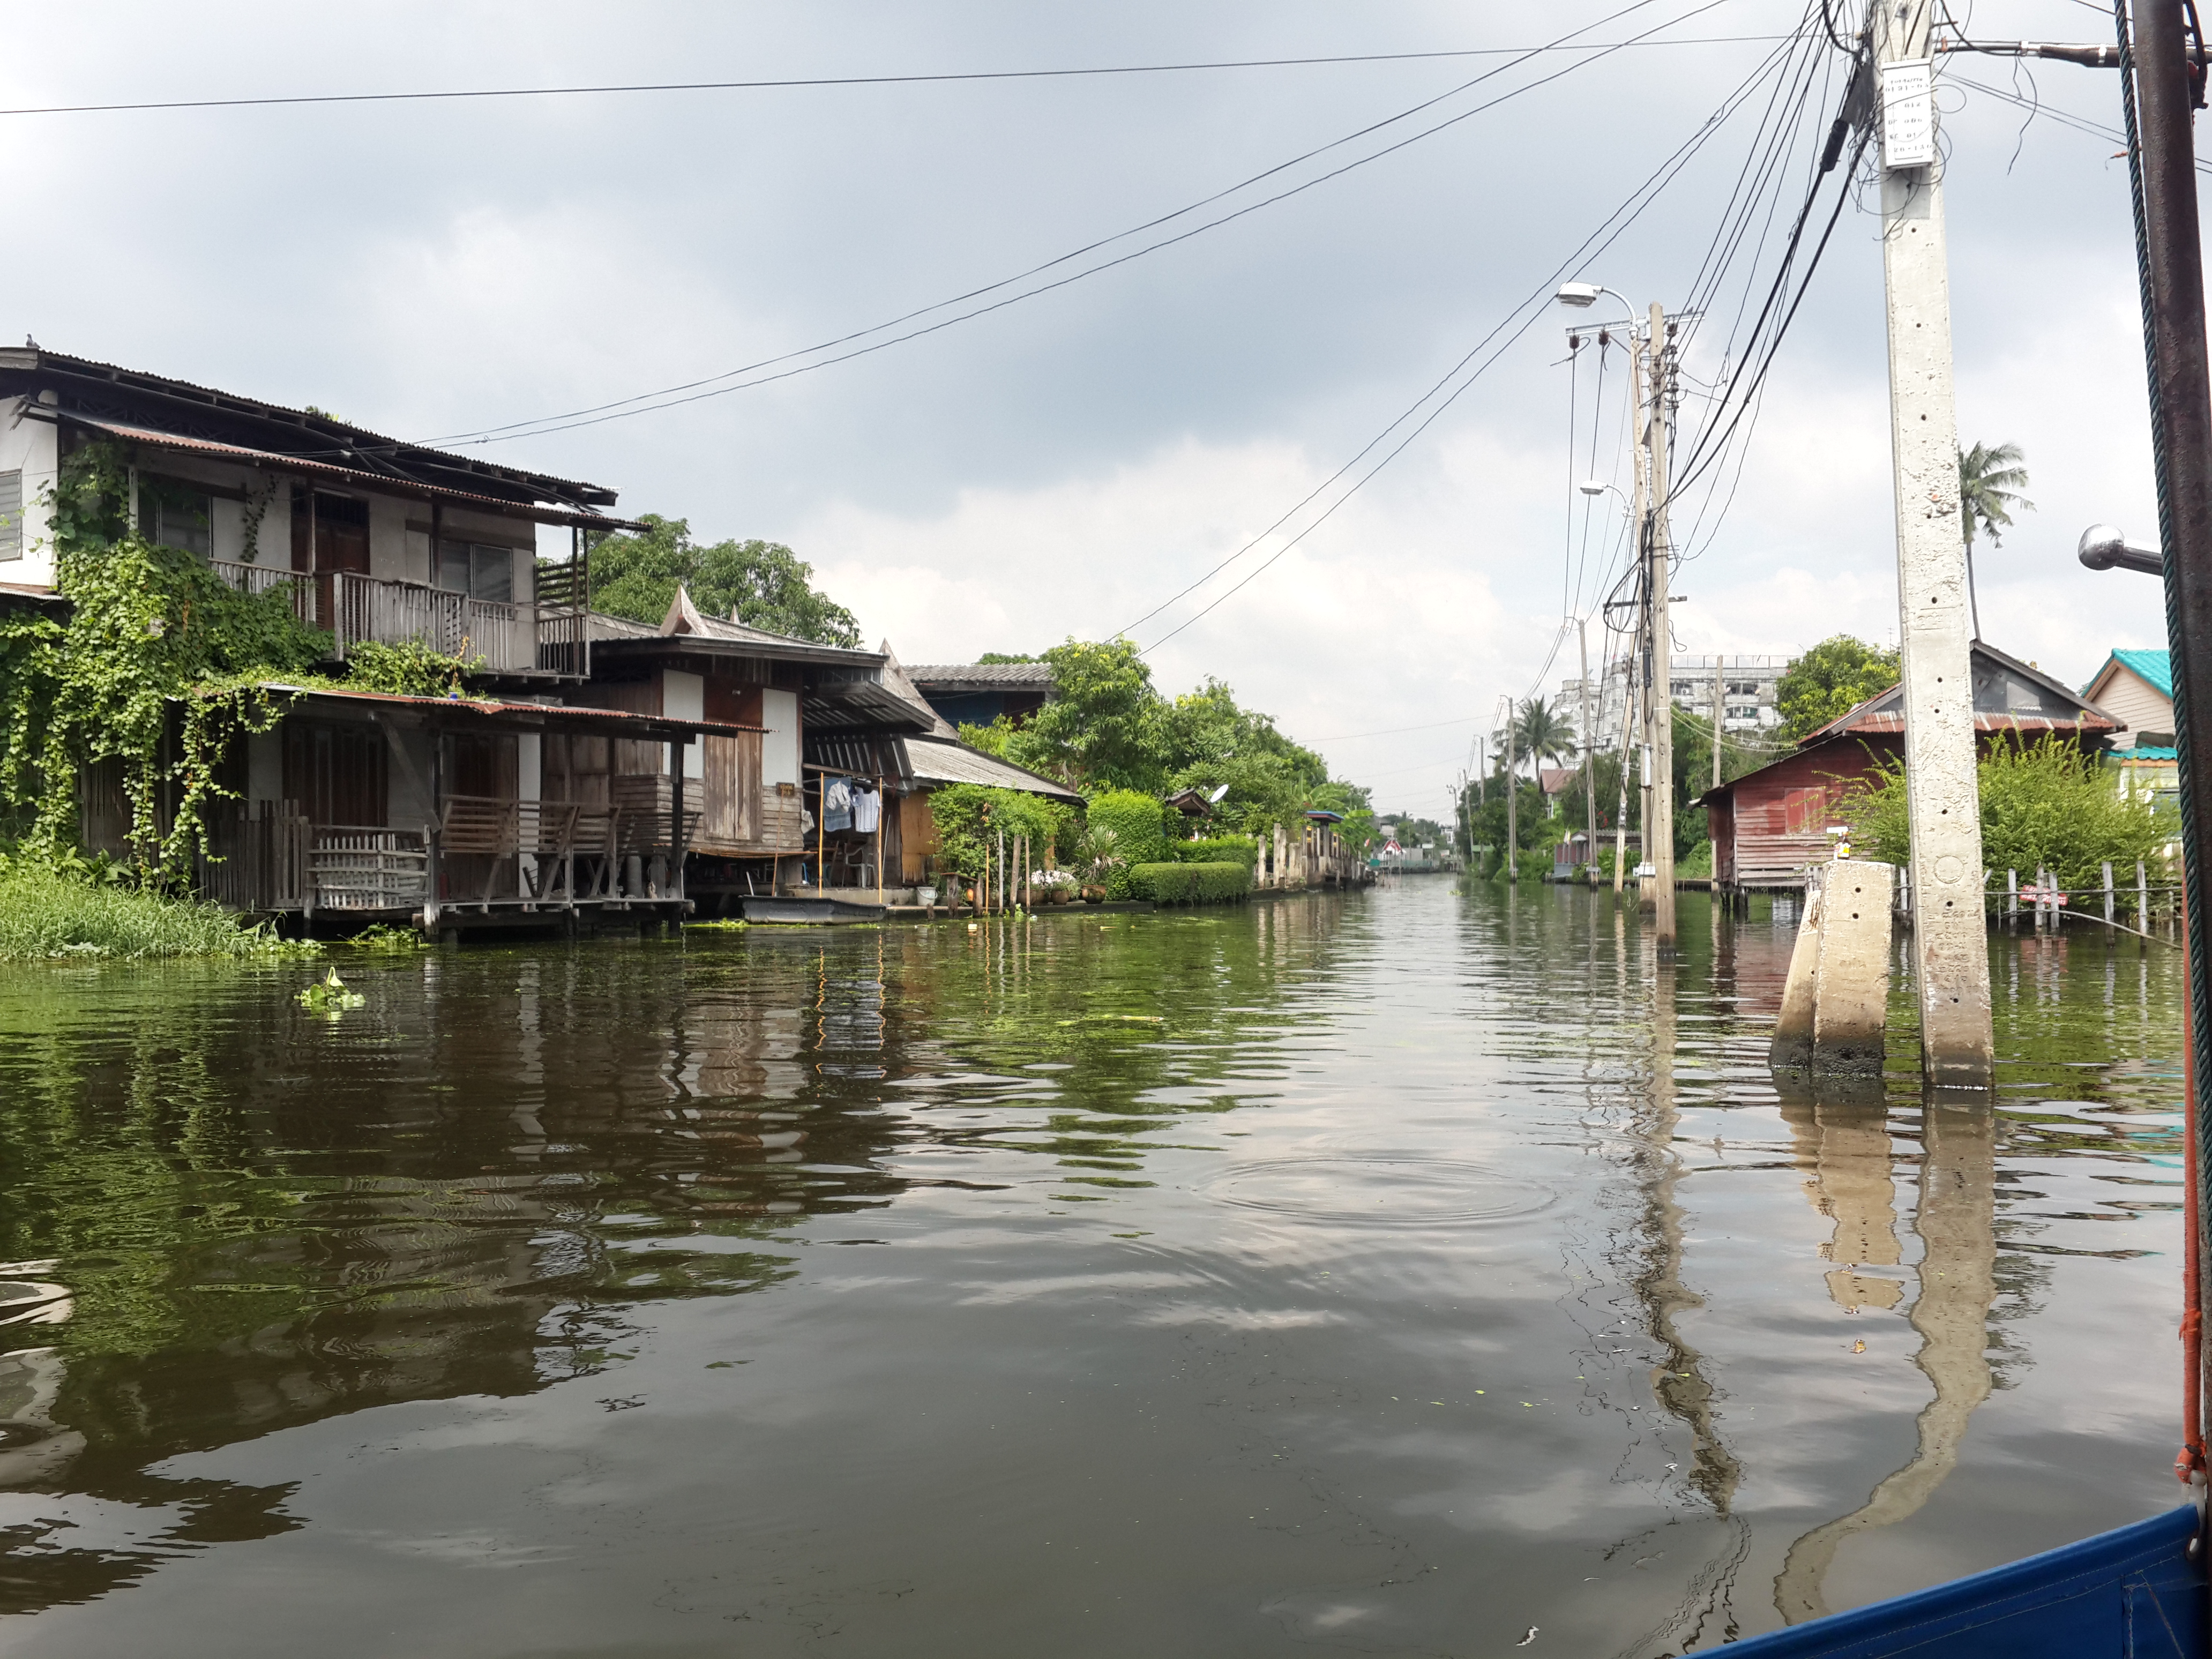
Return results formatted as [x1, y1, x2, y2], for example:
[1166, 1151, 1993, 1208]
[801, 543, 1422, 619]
[0, 863, 288, 961]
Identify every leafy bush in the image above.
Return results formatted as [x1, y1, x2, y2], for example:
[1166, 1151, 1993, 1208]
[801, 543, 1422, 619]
[1086, 790, 1169, 897]
[346, 639, 482, 698]
[0, 862, 297, 960]
[1129, 861, 1251, 904]
[1844, 738, 2173, 905]
[928, 784, 1071, 884]
[1170, 835, 1258, 869]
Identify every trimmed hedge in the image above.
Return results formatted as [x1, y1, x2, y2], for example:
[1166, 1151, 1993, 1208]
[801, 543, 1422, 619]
[1088, 790, 1169, 898]
[1169, 835, 1257, 870]
[1130, 861, 1251, 905]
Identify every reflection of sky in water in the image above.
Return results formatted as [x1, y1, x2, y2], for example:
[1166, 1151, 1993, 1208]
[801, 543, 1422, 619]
[0, 888, 2188, 1653]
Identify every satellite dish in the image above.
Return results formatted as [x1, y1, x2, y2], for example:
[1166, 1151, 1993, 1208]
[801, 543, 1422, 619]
[1207, 783, 1230, 804]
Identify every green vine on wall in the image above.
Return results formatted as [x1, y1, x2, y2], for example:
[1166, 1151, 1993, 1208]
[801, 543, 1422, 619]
[0, 441, 332, 880]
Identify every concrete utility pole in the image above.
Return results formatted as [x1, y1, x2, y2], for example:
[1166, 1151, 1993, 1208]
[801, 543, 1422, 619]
[1875, 0, 1995, 1086]
[1646, 301, 1679, 956]
[1614, 622, 1639, 896]
[1626, 325, 1653, 902]
[1713, 656, 1725, 793]
[1578, 615, 1597, 884]
[1504, 696, 1519, 884]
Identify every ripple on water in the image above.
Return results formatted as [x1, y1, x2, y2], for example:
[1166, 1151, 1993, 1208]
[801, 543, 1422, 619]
[1205, 1155, 1553, 1228]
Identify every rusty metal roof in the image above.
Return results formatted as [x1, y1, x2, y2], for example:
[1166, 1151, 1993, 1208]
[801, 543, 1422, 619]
[1, 346, 619, 508]
[255, 682, 764, 737]
[62, 415, 644, 533]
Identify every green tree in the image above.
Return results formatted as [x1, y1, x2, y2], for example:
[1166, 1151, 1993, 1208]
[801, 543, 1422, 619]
[1958, 440, 2033, 641]
[1000, 638, 1171, 794]
[1845, 737, 2171, 905]
[581, 515, 861, 647]
[1507, 695, 1577, 775]
[1775, 636, 1901, 742]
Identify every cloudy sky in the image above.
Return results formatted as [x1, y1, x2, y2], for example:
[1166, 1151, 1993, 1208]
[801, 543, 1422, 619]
[2, 1, 2174, 811]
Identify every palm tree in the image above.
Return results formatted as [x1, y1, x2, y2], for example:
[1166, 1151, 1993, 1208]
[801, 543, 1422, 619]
[1508, 696, 1577, 776]
[1958, 440, 2034, 641]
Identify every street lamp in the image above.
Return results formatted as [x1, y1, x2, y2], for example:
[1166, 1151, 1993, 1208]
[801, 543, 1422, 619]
[1555, 282, 1639, 329]
[2078, 524, 2164, 576]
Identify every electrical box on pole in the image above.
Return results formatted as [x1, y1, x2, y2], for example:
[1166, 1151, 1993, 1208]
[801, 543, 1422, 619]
[1876, 0, 1995, 1086]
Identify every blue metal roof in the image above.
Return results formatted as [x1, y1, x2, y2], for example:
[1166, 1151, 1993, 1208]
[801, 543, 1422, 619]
[2092, 646, 2172, 700]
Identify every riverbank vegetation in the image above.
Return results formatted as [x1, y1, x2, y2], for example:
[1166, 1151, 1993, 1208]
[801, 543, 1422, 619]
[1847, 738, 2171, 899]
[960, 638, 1377, 856]
[0, 862, 296, 962]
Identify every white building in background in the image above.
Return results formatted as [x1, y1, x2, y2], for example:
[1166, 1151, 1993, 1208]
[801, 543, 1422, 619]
[1559, 653, 1791, 757]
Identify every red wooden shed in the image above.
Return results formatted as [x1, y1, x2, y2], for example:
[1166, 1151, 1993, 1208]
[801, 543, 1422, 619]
[1696, 641, 2118, 894]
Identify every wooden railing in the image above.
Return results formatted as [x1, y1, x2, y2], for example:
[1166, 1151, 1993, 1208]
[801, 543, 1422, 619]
[196, 802, 311, 911]
[311, 828, 429, 912]
[209, 563, 587, 679]
[429, 793, 700, 909]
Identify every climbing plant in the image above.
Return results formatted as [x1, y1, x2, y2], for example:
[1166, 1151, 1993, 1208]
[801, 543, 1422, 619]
[0, 440, 331, 879]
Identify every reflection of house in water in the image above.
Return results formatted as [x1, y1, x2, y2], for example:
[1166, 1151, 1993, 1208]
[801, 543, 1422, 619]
[1774, 1106, 1997, 1624]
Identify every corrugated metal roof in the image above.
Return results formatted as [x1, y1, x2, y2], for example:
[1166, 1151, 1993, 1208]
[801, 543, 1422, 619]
[4, 346, 618, 506]
[903, 662, 1056, 686]
[2102, 647, 2174, 701]
[901, 738, 1080, 800]
[257, 682, 763, 736]
[63, 415, 644, 533]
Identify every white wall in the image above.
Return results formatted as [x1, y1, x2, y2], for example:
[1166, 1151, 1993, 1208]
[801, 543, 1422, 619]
[247, 729, 282, 805]
[763, 688, 800, 786]
[0, 398, 59, 587]
[663, 670, 706, 779]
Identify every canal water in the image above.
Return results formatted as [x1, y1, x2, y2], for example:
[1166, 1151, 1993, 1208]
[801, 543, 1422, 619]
[0, 878, 2187, 1656]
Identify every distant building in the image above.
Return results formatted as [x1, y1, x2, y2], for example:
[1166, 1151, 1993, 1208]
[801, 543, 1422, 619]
[1561, 652, 1789, 754]
[2082, 648, 2172, 751]
[2082, 646, 2178, 804]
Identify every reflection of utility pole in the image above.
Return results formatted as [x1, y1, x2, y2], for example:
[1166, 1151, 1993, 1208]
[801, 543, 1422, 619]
[1774, 1107, 1996, 1622]
[1875, 0, 1994, 1085]
[1647, 302, 1679, 956]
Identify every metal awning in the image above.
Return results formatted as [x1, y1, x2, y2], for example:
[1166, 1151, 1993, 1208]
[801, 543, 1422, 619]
[255, 683, 762, 743]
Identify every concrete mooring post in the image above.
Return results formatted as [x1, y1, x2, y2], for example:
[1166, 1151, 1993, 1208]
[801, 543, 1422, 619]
[1874, 0, 1995, 1087]
[1771, 860, 1897, 1080]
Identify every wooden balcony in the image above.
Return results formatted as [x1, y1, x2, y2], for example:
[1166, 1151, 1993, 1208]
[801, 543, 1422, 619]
[211, 563, 588, 679]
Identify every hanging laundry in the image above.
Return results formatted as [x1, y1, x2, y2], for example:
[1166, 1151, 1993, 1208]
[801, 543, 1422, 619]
[824, 778, 853, 833]
[851, 786, 880, 834]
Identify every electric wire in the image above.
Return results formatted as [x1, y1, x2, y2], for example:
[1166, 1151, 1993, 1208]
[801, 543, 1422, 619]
[0, 32, 1795, 120]
[423, 0, 1735, 450]
[1130, 28, 1809, 655]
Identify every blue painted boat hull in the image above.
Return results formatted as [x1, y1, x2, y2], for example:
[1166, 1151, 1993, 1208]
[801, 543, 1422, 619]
[1725, 1504, 2203, 1656]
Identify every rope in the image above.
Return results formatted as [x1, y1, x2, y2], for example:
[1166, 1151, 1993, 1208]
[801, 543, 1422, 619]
[2117, 0, 2209, 1496]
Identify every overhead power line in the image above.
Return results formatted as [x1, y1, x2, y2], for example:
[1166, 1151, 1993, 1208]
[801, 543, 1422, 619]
[1126, 19, 1806, 656]
[0, 34, 1792, 121]
[419, 0, 1743, 449]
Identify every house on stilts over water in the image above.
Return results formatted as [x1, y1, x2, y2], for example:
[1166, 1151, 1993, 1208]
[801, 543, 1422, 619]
[0, 347, 1069, 936]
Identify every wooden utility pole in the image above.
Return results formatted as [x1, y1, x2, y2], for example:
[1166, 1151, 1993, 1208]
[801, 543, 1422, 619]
[1578, 615, 1597, 884]
[1875, 0, 1994, 1086]
[1646, 301, 1678, 956]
